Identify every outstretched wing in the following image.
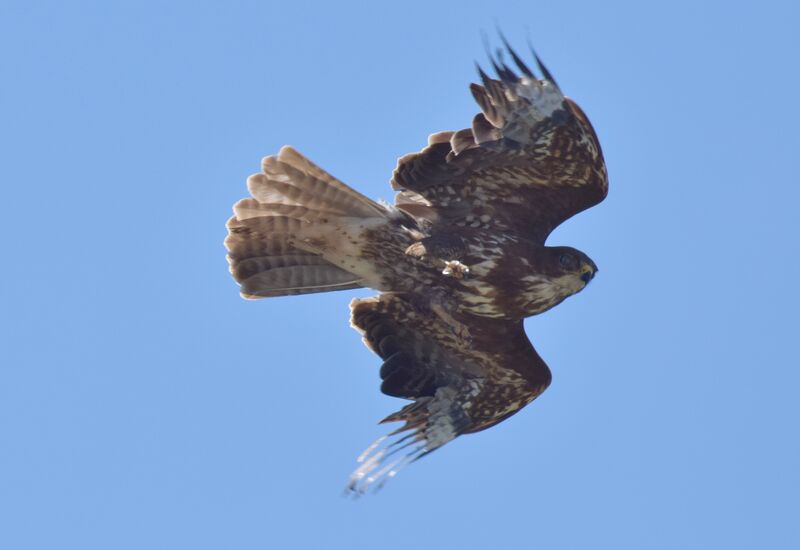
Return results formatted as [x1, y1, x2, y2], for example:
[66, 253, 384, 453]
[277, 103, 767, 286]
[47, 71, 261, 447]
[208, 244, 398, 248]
[347, 294, 551, 494]
[392, 42, 607, 244]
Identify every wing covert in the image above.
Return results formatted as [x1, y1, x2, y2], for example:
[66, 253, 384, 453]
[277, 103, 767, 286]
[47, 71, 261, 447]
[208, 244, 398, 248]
[391, 43, 608, 243]
[347, 293, 551, 494]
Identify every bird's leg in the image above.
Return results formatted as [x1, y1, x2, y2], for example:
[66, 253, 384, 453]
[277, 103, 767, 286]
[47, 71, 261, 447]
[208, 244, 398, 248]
[405, 233, 470, 280]
[441, 260, 470, 279]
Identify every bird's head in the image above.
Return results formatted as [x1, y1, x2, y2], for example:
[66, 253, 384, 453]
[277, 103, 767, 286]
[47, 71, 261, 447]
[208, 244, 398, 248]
[546, 245, 598, 293]
[514, 245, 598, 317]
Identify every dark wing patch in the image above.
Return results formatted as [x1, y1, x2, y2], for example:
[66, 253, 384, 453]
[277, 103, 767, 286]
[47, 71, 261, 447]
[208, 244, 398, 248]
[347, 294, 551, 494]
[351, 294, 480, 398]
[391, 44, 608, 243]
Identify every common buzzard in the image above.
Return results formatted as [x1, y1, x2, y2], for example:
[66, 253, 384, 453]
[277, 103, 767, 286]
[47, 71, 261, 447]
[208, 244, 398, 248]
[225, 38, 607, 494]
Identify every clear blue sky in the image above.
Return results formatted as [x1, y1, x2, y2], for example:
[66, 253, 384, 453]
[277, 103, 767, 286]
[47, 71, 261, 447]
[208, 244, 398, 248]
[2, 1, 799, 548]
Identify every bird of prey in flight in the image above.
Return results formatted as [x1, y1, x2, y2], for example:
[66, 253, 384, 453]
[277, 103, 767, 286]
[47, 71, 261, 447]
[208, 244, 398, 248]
[225, 36, 607, 494]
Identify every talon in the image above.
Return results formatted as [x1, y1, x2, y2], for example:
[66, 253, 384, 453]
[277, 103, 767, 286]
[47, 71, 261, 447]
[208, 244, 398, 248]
[442, 260, 470, 279]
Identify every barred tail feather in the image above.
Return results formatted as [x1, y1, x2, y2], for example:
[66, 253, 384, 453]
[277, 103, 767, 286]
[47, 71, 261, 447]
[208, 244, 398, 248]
[225, 146, 388, 298]
[249, 146, 387, 219]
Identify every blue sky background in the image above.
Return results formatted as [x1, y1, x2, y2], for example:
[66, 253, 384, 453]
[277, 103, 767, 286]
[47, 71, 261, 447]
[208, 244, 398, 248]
[2, 1, 799, 548]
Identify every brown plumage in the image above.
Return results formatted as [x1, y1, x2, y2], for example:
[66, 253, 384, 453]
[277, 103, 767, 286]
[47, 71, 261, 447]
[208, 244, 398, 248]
[225, 39, 607, 494]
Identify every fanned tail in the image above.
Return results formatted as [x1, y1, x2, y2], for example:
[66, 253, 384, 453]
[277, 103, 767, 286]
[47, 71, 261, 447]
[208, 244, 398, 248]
[226, 146, 389, 298]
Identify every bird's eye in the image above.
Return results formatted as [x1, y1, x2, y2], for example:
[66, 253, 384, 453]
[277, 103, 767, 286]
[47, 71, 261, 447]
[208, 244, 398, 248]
[559, 253, 573, 267]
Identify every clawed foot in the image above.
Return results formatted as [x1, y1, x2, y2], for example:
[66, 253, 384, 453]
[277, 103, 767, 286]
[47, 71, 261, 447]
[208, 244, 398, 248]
[406, 237, 469, 280]
[442, 260, 470, 279]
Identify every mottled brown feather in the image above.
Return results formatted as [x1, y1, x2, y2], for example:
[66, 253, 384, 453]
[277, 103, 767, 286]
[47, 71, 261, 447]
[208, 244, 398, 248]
[393, 75, 608, 243]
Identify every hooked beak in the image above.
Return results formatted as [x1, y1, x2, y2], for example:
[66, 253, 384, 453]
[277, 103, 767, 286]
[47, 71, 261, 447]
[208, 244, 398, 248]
[580, 264, 595, 284]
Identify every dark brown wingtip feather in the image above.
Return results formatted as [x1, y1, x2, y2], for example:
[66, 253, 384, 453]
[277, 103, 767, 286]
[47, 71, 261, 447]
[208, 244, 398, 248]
[470, 82, 489, 108]
[490, 49, 518, 85]
[497, 48, 519, 83]
[470, 84, 503, 129]
[527, 40, 560, 91]
[497, 28, 536, 78]
[475, 62, 492, 87]
[482, 32, 515, 85]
